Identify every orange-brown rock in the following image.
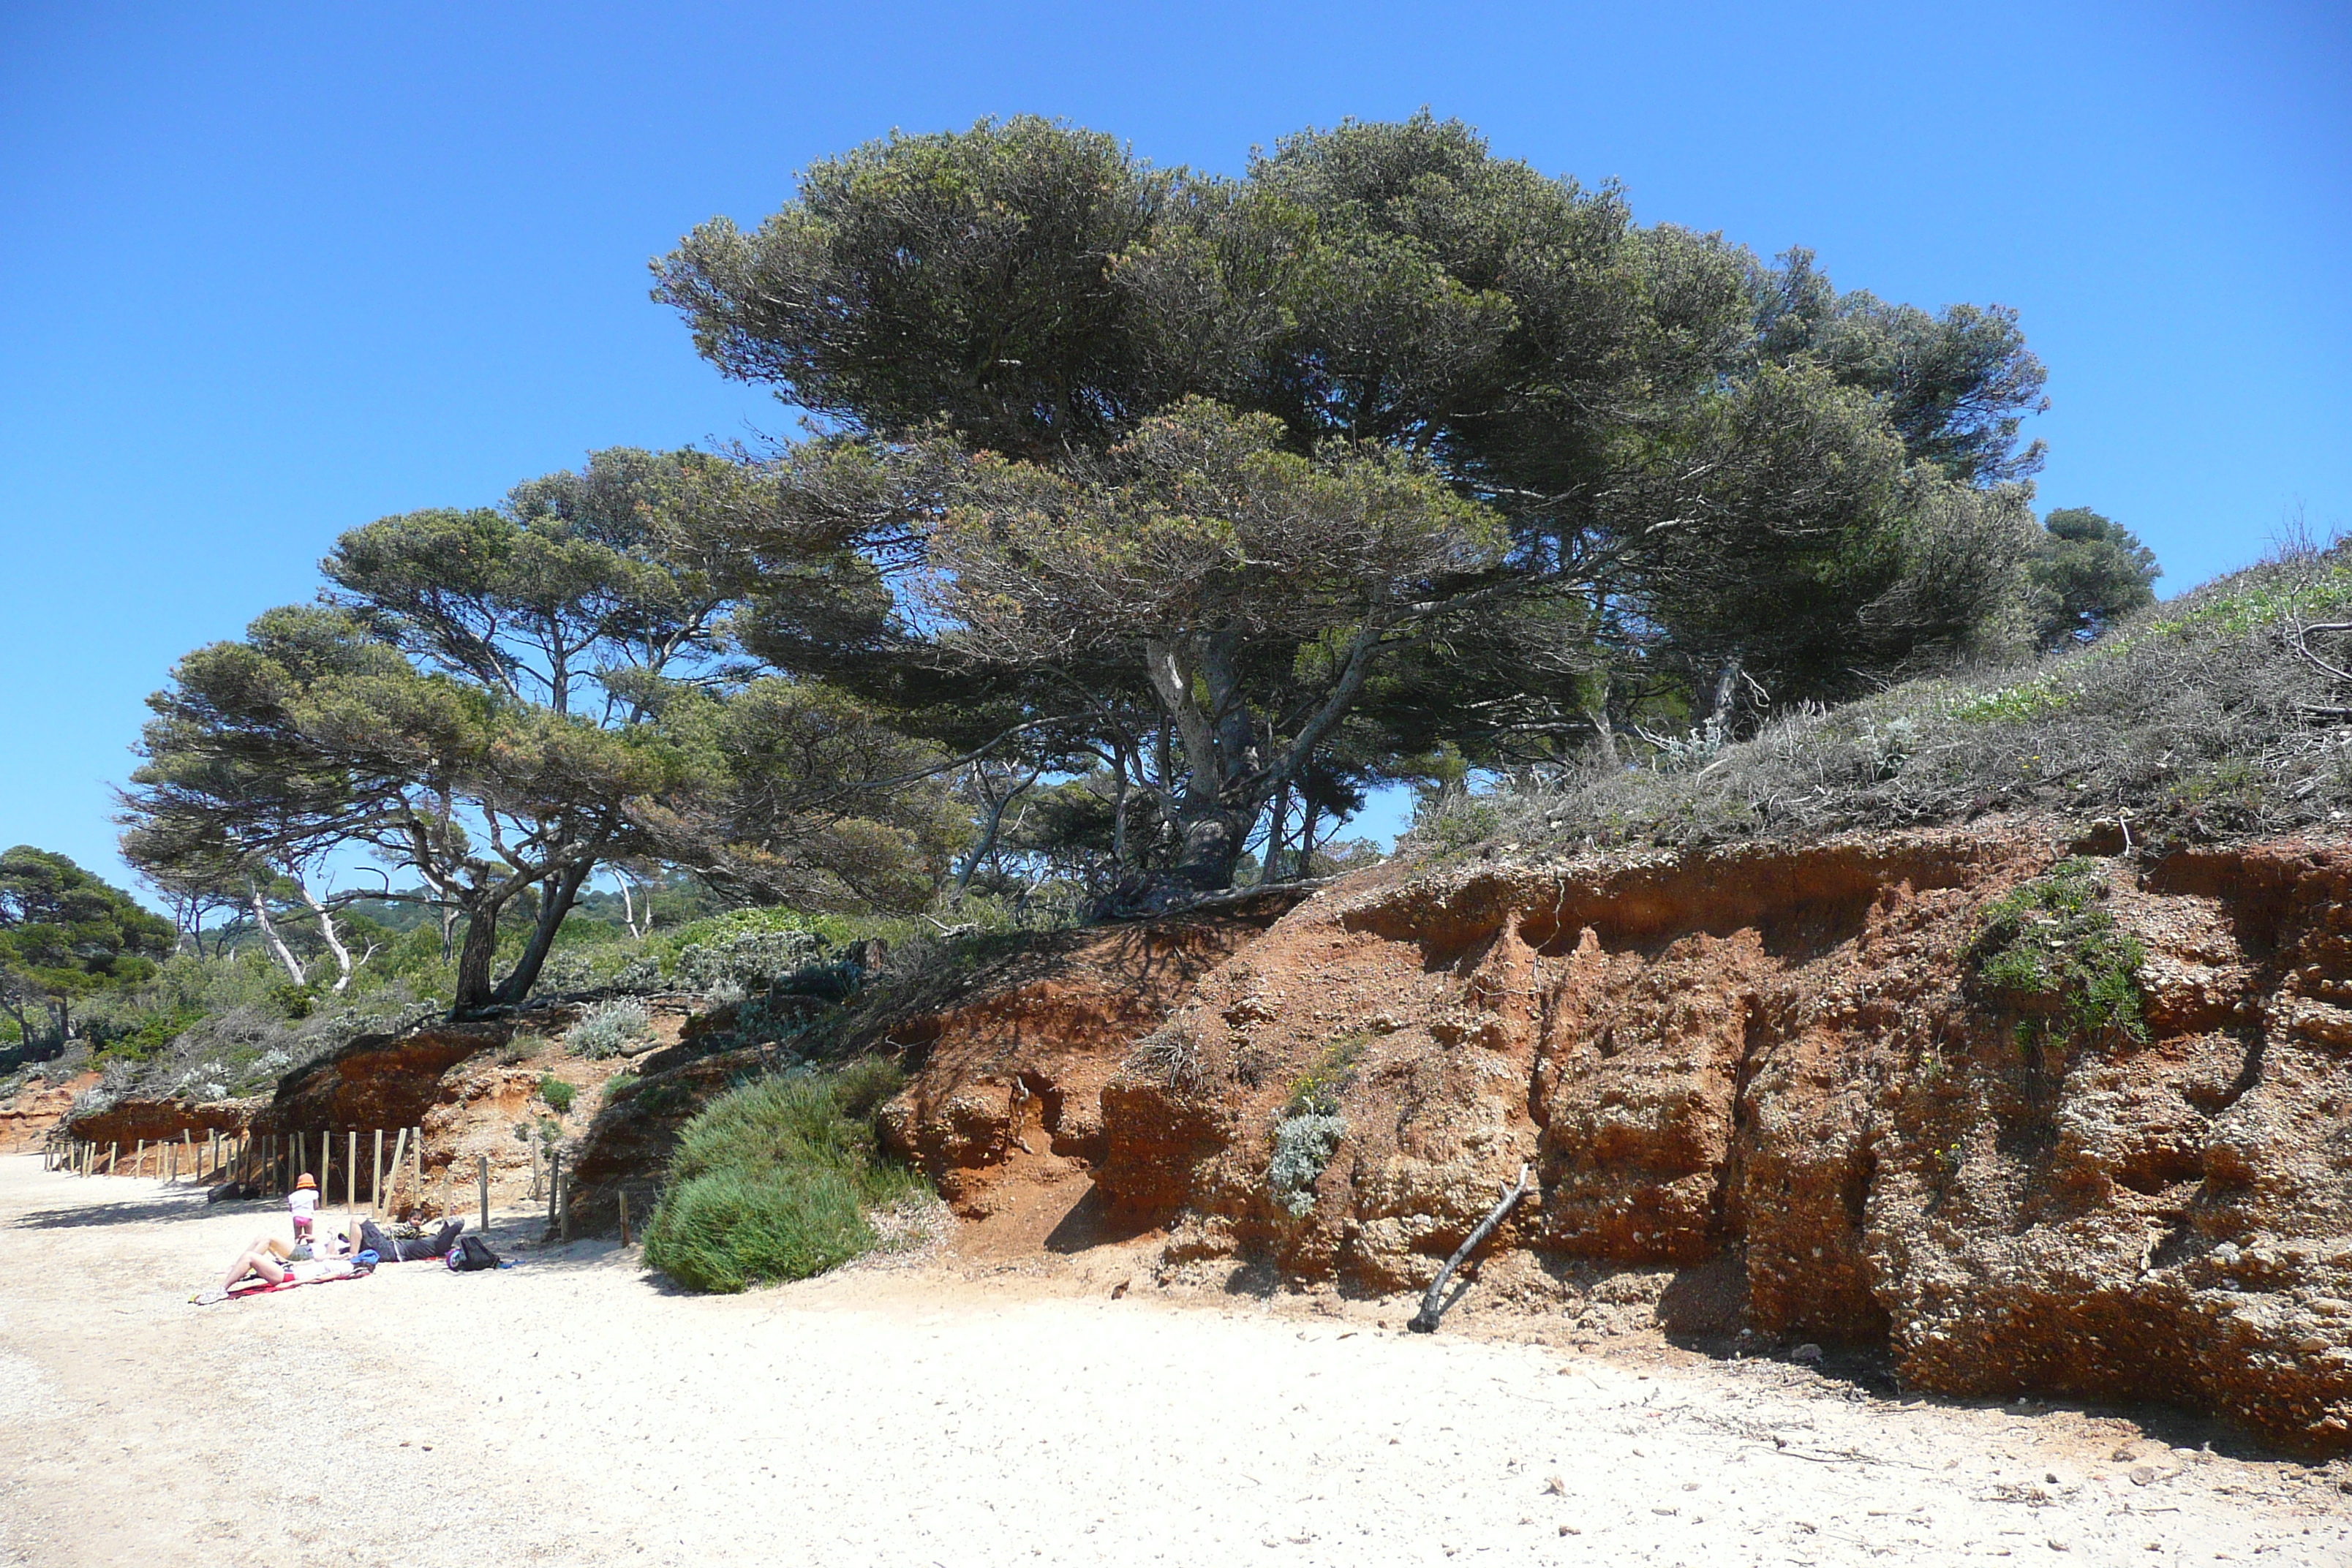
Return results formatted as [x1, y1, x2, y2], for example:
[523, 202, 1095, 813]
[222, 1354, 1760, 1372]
[875, 901, 1296, 1217]
[871, 823, 2352, 1454]
[0, 1071, 99, 1153]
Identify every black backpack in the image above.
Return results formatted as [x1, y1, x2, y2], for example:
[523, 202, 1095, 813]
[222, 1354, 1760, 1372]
[447, 1235, 502, 1273]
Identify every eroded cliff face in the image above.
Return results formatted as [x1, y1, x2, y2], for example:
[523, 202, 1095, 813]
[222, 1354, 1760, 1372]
[886, 823, 2352, 1454]
[64, 1006, 674, 1215]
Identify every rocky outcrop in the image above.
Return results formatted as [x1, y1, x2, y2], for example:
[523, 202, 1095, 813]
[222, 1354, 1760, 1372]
[0, 1071, 99, 1153]
[873, 904, 1296, 1215]
[883, 822, 2352, 1455]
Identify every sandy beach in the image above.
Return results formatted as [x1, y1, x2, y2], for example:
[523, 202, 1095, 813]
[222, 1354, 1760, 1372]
[0, 1153, 2344, 1567]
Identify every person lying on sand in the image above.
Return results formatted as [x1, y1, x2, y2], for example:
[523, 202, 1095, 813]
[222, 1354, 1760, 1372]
[195, 1230, 358, 1304]
[356, 1216, 463, 1262]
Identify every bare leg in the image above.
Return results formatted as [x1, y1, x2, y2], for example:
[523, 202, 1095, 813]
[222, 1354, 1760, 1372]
[219, 1244, 288, 1292]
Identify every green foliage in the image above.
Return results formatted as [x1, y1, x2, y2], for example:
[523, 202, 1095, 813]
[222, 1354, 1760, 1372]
[1416, 802, 1503, 858]
[662, 113, 2066, 893]
[1268, 1114, 1347, 1217]
[565, 1000, 652, 1060]
[603, 1071, 639, 1103]
[639, 1062, 925, 1293]
[537, 1074, 576, 1115]
[1971, 859, 2146, 1045]
[0, 848, 175, 1047]
[2027, 508, 2161, 649]
[1428, 549, 2352, 855]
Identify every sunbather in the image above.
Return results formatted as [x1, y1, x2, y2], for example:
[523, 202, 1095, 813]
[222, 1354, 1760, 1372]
[196, 1229, 357, 1304]
[357, 1216, 464, 1262]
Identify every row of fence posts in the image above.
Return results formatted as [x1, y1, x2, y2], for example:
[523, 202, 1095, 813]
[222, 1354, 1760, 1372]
[48, 1123, 644, 1246]
[46, 1125, 427, 1215]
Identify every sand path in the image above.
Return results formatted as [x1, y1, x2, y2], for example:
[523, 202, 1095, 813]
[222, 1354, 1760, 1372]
[0, 1154, 2343, 1567]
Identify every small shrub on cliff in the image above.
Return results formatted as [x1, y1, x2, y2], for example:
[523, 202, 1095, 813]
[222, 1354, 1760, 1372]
[1970, 858, 2146, 1045]
[538, 1075, 576, 1115]
[1126, 1019, 1205, 1093]
[640, 1060, 925, 1293]
[603, 1071, 640, 1103]
[1268, 1112, 1346, 1217]
[565, 999, 652, 1059]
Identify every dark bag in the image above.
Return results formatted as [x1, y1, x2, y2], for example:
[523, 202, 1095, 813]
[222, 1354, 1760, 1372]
[446, 1235, 502, 1273]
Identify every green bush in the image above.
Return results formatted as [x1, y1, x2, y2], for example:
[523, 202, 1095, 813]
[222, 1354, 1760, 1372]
[1268, 1112, 1346, 1217]
[1285, 1033, 1368, 1117]
[1971, 857, 2146, 1046]
[565, 999, 652, 1058]
[640, 1062, 926, 1293]
[538, 1074, 576, 1115]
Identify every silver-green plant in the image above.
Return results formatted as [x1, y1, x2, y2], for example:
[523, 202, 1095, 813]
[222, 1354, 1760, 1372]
[565, 999, 653, 1059]
[1268, 1112, 1346, 1217]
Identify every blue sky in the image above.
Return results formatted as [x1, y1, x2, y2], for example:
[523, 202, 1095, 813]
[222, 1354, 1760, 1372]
[2, 0, 2346, 890]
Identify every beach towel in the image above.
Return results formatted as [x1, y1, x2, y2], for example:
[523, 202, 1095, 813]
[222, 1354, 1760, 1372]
[193, 1258, 368, 1305]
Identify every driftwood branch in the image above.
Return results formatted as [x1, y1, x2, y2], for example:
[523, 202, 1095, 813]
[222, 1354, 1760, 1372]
[1408, 1163, 1531, 1334]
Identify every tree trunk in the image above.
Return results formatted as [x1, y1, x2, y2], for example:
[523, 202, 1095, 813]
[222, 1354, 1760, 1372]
[249, 878, 307, 986]
[293, 877, 359, 992]
[491, 856, 596, 1007]
[1169, 804, 1254, 891]
[451, 900, 504, 1014]
[951, 764, 1039, 904]
[1700, 650, 1744, 729]
[1264, 778, 1292, 883]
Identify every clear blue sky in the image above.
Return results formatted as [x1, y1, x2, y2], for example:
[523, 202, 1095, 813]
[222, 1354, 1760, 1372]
[3, 0, 2346, 891]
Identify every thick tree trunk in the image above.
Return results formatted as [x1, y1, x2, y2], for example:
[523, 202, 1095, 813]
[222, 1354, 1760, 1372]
[1169, 803, 1255, 891]
[451, 900, 504, 1014]
[491, 857, 596, 1007]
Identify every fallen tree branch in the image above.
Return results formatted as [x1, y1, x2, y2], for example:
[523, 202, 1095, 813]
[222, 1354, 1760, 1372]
[1408, 1162, 1531, 1334]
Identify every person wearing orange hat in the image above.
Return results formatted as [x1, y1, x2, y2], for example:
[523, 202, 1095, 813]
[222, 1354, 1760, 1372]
[288, 1171, 319, 1243]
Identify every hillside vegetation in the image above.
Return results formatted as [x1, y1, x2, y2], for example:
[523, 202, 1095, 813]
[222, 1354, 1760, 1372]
[1411, 546, 2352, 857]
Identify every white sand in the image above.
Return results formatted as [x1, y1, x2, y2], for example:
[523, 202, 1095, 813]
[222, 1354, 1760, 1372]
[0, 1153, 2344, 1567]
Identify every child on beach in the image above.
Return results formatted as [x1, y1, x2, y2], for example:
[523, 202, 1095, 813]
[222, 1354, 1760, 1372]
[288, 1172, 319, 1242]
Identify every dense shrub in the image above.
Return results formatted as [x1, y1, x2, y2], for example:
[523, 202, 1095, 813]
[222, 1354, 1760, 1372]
[565, 1000, 652, 1059]
[538, 1074, 577, 1115]
[639, 1059, 924, 1293]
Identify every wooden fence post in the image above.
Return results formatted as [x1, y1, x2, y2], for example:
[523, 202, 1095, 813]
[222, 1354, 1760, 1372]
[320, 1129, 331, 1203]
[618, 1188, 629, 1247]
[477, 1155, 489, 1233]
[385, 1128, 409, 1213]
[369, 1129, 382, 1212]
[181, 1128, 192, 1181]
[548, 1152, 562, 1235]
[411, 1127, 422, 1210]
[106, 1140, 118, 1176]
[346, 1131, 358, 1210]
